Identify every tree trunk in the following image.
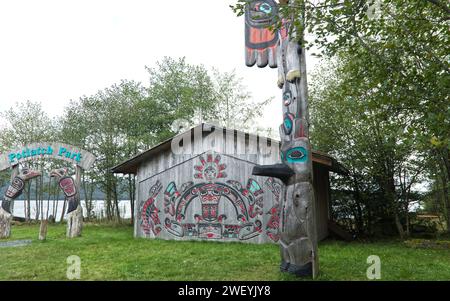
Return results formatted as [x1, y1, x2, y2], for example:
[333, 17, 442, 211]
[441, 174, 450, 234]
[54, 189, 60, 222]
[46, 179, 51, 220]
[405, 203, 410, 237]
[35, 178, 39, 221]
[106, 174, 112, 220]
[352, 176, 365, 235]
[394, 212, 405, 240]
[82, 173, 91, 221]
[26, 182, 31, 222]
[40, 169, 44, 221]
[113, 178, 121, 223]
[435, 151, 450, 233]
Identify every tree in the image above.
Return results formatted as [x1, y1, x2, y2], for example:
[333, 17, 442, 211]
[309, 54, 428, 238]
[232, 0, 449, 236]
[209, 69, 273, 133]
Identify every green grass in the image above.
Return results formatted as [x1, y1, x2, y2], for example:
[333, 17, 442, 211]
[0, 224, 449, 280]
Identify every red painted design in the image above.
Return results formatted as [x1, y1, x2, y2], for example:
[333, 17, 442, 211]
[265, 178, 282, 242]
[141, 181, 162, 236]
[162, 154, 264, 241]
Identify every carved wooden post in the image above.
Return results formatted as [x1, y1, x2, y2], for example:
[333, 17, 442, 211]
[50, 167, 83, 238]
[245, 0, 318, 277]
[0, 165, 19, 239]
[0, 166, 41, 239]
[66, 165, 83, 238]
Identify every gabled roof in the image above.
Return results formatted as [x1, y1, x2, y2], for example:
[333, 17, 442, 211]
[111, 123, 348, 175]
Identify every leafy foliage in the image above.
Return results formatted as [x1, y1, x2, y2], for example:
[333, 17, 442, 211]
[231, 0, 449, 236]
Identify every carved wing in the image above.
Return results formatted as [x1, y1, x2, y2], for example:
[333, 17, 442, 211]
[245, 0, 279, 68]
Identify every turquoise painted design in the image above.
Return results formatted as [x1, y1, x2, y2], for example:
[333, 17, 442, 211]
[166, 182, 177, 196]
[283, 113, 294, 135]
[283, 91, 292, 106]
[258, 2, 273, 14]
[285, 147, 308, 164]
[248, 179, 262, 193]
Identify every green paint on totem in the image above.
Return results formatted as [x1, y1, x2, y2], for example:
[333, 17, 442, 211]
[285, 147, 308, 164]
[248, 180, 261, 193]
[284, 118, 292, 133]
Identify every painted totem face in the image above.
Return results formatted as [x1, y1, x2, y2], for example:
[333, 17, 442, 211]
[50, 167, 68, 179]
[59, 177, 77, 197]
[5, 177, 24, 199]
[246, 0, 278, 28]
[20, 168, 41, 180]
[281, 146, 308, 164]
[283, 89, 292, 106]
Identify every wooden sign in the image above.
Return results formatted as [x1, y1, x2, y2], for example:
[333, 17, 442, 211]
[0, 142, 96, 171]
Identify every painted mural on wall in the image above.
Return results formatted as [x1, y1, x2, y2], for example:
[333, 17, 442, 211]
[140, 180, 163, 236]
[138, 152, 282, 243]
[265, 177, 282, 242]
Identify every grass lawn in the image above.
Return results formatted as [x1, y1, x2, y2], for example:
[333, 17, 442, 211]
[0, 223, 449, 281]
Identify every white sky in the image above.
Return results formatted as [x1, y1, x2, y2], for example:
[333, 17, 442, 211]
[0, 0, 319, 133]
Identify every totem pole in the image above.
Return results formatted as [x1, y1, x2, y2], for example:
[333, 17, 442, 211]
[50, 167, 83, 238]
[0, 167, 42, 238]
[245, 0, 318, 277]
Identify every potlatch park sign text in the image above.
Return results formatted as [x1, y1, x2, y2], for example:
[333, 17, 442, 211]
[0, 142, 96, 171]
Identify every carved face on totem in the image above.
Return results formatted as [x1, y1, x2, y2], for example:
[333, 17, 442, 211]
[5, 177, 24, 199]
[59, 177, 77, 197]
[50, 167, 68, 179]
[283, 89, 292, 106]
[281, 146, 308, 164]
[246, 0, 278, 28]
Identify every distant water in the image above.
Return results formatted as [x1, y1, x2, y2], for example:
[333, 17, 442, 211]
[1, 200, 132, 220]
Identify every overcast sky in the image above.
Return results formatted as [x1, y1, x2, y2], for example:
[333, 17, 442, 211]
[0, 0, 319, 133]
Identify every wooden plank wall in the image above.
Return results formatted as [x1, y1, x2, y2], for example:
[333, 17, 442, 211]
[134, 127, 330, 243]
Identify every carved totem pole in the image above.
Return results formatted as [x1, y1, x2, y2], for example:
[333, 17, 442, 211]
[50, 167, 83, 238]
[245, 0, 318, 277]
[0, 167, 41, 238]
